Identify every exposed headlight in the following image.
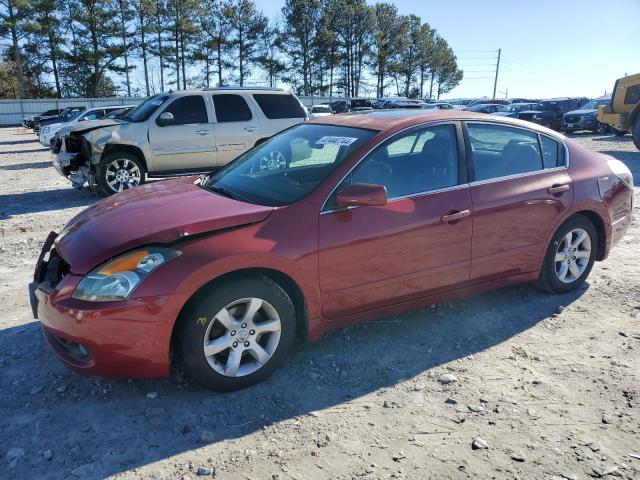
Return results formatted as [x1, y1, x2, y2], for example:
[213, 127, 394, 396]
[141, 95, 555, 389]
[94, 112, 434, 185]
[41, 126, 50, 134]
[607, 158, 634, 189]
[73, 247, 181, 302]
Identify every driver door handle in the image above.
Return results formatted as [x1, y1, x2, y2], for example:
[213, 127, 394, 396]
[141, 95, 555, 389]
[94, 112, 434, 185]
[547, 184, 570, 195]
[195, 129, 211, 136]
[441, 209, 471, 223]
[244, 126, 258, 132]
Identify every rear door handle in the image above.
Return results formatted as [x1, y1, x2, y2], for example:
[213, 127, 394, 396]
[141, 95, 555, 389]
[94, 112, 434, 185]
[547, 184, 570, 195]
[196, 129, 211, 136]
[244, 126, 258, 132]
[441, 209, 471, 223]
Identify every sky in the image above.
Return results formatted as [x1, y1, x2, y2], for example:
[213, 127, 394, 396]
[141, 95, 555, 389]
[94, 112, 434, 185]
[255, 0, 640, 99]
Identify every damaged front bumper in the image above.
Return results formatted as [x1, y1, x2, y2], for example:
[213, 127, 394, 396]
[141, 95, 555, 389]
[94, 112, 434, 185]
[52, 137, 92, 189]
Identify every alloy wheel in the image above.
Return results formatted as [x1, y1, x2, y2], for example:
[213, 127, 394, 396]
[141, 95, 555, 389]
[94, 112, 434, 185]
[554, 228, 592, 283]
[105, 158, 141, 192]
[202, 297, 282, 377]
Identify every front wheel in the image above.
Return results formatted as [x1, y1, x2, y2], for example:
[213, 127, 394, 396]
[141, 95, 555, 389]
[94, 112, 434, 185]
[611, 128, 627, 137]
[594, 122, 610, 135]
[536, 215, 598, 294]
[178, 275, 296, 391]
[96, 152, 146, 196]
[632, 116, 640, 150]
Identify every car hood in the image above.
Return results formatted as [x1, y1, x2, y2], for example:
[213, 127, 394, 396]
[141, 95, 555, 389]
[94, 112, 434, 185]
[60, 119, 125, 138]
[55, 177, 275, 274]
[565, 109, 596, 116]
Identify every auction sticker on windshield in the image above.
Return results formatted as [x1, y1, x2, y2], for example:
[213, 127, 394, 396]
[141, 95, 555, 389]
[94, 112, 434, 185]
[315, 136, 358, 146]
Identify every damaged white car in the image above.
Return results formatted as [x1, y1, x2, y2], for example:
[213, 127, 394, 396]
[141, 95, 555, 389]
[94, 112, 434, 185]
[52, 87, 307, 196]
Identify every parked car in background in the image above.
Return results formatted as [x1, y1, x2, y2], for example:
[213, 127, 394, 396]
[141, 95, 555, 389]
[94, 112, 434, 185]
[39, 106, 131, 147]
[308, 104, 333, 119]
[350, 98, 373, 111]
[31, 110, 633, 391]
[22, 108, 64, 129]
[382, 99, 426, 109]
[53, 87, 307, 195]
[373, 97, 408, 109]
[35, 106, 87, 134]
[494, 102, 539, 118]
[431, 102, 455, 110]
[517, 99, 582, 130]
[443, 98, 477, 109]
[563, 97, 612, 134]
[467, 103, 505, 114]
[508, 98, 538, 104]
[466, 99, 511, 108]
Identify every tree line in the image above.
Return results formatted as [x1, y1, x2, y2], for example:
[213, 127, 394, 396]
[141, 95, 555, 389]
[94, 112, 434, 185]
[0, 0, 463, 100]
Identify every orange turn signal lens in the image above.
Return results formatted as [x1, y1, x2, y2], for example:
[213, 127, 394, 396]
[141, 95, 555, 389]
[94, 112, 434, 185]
[97, 250, 149, 275]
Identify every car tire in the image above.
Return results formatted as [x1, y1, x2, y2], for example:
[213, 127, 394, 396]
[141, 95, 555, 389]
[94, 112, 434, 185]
[611, 128, 627, 137]
[535, 215, 598, 294]
[95, 152, 146, 196]
[593, 122, 609, 135]
[178, 275, 297, 392]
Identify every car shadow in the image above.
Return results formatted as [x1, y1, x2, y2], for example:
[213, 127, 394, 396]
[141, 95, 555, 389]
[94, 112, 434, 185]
[589, 134, 633, 143]
[0, 160, 52, 171]
[0, 138, 37, 146]
[0, 282, 587, 479]
[0, 187, 96, 219]
[0, 147, 49, 155]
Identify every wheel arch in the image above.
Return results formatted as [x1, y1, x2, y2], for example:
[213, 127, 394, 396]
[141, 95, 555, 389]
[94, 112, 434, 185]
[567, 210, 607, 261]
[170, 267, 309, 356]
[102, 144, 148, 171]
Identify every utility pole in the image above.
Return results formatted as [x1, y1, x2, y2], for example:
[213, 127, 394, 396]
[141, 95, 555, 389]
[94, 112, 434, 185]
[492, 48, 501, 99]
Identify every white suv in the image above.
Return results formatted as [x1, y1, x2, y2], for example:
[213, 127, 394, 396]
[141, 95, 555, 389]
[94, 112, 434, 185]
[53, 87, 308, 195]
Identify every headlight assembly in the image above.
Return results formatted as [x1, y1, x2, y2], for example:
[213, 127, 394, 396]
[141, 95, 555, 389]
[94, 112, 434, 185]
[42, 126, 50, 134]
[73, 247, 180, 302]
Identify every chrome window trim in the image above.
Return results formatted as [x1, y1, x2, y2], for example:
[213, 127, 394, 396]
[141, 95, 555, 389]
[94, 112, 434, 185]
[320, 120, 461, 213]
[319, 118, 571, 215]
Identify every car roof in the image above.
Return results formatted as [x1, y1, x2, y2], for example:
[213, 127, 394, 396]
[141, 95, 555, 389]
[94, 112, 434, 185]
[310, 109, 563, 136]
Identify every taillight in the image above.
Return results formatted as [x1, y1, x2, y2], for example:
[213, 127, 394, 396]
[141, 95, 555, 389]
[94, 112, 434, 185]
[607, 158, 634, 189]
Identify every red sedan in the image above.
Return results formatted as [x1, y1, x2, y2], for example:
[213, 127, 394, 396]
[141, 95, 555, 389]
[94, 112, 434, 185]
[30, 110, 634, 391]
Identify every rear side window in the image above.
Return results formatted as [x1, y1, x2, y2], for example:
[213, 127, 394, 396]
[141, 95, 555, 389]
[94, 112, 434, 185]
[253, 94, 306, 119]
[163, 95, 208, 124]
[540, 135, 561, 168]
[212, 94, 252, 122]
[468, 124, 543, 181]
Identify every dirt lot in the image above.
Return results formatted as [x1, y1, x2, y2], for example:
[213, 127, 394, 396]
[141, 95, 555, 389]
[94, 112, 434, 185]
[0, 126, 639, 480]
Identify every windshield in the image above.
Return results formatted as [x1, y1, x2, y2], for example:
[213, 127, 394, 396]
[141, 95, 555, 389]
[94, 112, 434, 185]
[204, 124, 376, 207]
[579, 99, 609, 110]
[123, 95, 169, 122]
[503, 103, 534, 112]
[61, 109, 84, 121]
[312, 106, 331, 113]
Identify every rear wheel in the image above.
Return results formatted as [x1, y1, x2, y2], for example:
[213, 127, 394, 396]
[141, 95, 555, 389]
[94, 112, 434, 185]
[611, 127, 627, 137]
[96, 152, 145, 196]
[178, 275, 296, 391]
[593, 122, 609, 135]
[536, 215, 598, 294]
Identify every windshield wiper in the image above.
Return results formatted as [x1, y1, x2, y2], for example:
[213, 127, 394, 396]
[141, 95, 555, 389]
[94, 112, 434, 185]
[204, 184, 246, 202]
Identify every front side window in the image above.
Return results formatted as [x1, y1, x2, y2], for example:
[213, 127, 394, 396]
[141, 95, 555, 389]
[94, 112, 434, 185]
[163, 95, 208, 125]
[468, 124, 543, 181]
[338, 124, 459, 201]
[203, 124, 375, 206]
[253, 94, 306, 119]
[212, 94, 252, 122]
[79, 111, 102, 121]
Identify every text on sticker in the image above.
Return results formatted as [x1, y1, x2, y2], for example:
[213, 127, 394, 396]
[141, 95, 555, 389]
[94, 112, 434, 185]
[315, 136, 358, 147]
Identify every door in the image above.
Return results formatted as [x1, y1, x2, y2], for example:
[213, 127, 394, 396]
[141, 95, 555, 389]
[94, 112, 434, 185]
[319, 123, 473, 319]
[210, 94, 261, 166]
[466, 122, 573, 281]
[148, 94, 217, 172]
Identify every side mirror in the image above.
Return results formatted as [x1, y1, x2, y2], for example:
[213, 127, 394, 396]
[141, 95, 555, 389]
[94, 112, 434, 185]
[336, 183, 388, 208]
[156, 111, 175, 126]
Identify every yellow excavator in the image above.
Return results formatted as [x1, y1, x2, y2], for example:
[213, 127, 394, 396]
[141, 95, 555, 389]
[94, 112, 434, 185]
[598, 73, 640, 150]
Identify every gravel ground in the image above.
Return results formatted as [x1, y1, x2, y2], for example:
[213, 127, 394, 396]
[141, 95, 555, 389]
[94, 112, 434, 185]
[0, 127, 639, 480]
